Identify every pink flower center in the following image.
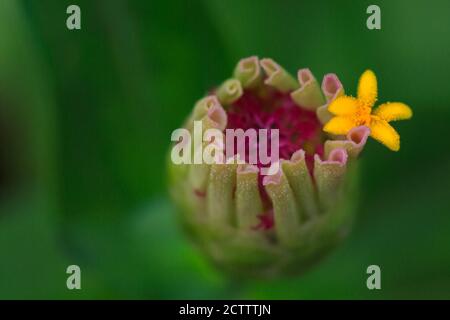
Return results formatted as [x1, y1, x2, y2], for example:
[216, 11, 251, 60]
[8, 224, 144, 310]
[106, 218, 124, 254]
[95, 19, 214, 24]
[226, 88, 324, 229]
[227, 88, 324, 170]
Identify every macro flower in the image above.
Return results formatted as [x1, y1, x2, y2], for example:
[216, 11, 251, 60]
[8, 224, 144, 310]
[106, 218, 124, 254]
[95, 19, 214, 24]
[167, 57, 406, 278]
[323, 70, 413, 151]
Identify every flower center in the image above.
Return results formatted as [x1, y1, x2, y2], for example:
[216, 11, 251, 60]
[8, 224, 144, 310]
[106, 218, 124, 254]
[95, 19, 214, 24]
[353, 105, 372, 126]
[225, 87, 325, 219]
[226, 88, 324, 167]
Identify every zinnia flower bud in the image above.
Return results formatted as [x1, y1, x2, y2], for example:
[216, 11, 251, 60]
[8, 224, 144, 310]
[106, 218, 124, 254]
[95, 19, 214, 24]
[167, 57, 404, 278]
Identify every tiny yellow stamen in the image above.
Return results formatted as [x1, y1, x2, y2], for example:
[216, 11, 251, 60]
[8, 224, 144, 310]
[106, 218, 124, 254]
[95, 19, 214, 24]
[324, 70, 412, 151]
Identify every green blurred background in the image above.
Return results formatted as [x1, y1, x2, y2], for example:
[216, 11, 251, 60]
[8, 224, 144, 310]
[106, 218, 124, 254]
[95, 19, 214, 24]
[0, 0, 449, 299]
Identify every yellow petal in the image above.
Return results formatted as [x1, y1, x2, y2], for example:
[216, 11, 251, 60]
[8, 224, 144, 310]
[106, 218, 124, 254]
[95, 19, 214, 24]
[373, 102, 412, 122]
[328, 96, 358, 116]
[357, 70, 377, 107]
[370, 119, 400, 151]
[323, 116, 355, 135]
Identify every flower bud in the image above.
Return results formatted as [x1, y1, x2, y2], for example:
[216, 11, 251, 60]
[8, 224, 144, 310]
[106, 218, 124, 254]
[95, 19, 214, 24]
[167, 57, 371, 278]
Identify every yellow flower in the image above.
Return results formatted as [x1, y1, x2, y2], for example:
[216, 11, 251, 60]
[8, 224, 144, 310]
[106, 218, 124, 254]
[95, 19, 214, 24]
[323, 70, 412, 151]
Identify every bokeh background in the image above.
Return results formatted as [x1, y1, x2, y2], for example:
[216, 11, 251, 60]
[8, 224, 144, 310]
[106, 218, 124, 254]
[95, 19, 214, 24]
[1, 0, 449, 299]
